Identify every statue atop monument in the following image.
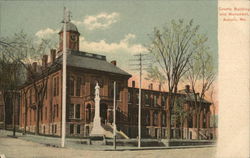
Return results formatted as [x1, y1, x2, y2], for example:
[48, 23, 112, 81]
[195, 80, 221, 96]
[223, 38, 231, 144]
[95, 82, 100, 97]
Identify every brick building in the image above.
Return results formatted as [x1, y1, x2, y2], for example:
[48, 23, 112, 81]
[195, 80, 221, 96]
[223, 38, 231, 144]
[19, 21, 213, 139]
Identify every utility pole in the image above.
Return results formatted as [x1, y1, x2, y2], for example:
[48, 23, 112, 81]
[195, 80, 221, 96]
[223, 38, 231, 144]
[61, 7, 70, 148]
[138, 53, 142, 148]
[113, 81, 116, 150]
[129, 53, 148, 148]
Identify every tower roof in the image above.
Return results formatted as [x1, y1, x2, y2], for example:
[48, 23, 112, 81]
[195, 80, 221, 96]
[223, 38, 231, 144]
[59, 22, 79, 34]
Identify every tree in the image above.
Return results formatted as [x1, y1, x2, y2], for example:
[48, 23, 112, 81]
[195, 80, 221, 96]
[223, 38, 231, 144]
[146, 19, 204, 139]
[0, 31, 56, 135]
[184, 38, 216, 139]
[0, 36, 25, 135]
[173, 97, 192, 139]
[209, 85, 217, 140]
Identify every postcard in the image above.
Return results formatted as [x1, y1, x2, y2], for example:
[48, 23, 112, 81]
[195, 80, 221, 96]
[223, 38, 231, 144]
[0, 0, 249, 158]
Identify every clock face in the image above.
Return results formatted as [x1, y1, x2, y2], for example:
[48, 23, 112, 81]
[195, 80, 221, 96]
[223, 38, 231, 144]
[70, 34, 77, 42]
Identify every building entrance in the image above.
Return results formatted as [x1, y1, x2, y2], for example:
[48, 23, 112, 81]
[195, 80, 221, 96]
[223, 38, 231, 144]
[100, 103, 108, 124]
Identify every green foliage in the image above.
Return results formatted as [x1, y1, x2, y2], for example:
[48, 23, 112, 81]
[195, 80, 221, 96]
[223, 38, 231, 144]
[172, 96, 192, 127]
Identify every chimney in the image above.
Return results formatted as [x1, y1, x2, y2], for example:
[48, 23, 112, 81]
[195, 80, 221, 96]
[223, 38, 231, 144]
[42, 55, 48, 67]
[159, 84, 161, 91]
[32, 62, 37, 72]
[149, 83, 153, 90]
[185, 85, 190, 93]
[132, 81, 135, 88]
[111, 60, 116, 66]
[50, 49, 56, 63]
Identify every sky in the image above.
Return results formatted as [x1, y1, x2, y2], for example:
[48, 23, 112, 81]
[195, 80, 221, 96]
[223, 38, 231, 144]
[0, 0, 218, 93]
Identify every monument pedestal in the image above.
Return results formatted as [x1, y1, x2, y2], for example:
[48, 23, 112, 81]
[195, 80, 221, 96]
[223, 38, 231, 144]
[89, 83, 106, 145]
[90, 117, 105, 137]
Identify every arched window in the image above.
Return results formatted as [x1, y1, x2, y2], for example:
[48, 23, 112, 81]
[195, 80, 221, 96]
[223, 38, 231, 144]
[86, 104, 92, 122]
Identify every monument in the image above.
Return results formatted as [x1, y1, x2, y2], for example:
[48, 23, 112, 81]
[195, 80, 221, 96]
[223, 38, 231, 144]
[90, 82, 105, 137]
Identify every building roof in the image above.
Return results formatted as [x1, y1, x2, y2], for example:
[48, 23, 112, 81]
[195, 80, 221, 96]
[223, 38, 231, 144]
[57, 50, 131, 77]
[184, 93, 211, 104]
[59, 22, 79, 33]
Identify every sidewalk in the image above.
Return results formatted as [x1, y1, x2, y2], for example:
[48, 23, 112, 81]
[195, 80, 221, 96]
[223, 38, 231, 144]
[0, 130, 215, 151]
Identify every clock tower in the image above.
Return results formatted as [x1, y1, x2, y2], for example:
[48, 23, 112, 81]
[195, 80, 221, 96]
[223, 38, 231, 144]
[58, 22, 80, 52]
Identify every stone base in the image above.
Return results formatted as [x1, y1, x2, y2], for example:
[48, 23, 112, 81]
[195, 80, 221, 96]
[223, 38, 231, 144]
[90, 119, 105, 137]
[88, 135, 107, 145]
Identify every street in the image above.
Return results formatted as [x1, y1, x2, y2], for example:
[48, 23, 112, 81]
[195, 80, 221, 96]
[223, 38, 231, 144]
[0, 132, 216, 158]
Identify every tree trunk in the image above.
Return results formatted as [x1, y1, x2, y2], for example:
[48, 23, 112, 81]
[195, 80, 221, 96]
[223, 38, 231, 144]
[35, 105, 40, 135]
[24, 102, 27, 134]
[196, 110, 200, 140]
[166, 95, 171, 139]
[12, 95, 16, 137]
[180, 121, 183, 139]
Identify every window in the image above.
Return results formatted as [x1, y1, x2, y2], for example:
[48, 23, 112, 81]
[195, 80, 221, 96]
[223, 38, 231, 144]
[53, 77, 57, 96]
[56, 77, 59, 96]
[52, 125, 54, 133]
[69, 76, 75, 96]
[53, 77, 60, 96]
[116, 83, 121, 100]
[145, 94, 150, 105]
[56, 104, 59, 118]
[162, 112, 166, 126]
[128, 92, 131, 103]
[40, 108, 43, 121]
[161, 95, 166, 106]
[34, 110, 36, 121]
[153, 95, 157, 106]
[145, 111, 150, 125]
[70, 124, 74, 134]
[69, 104, 74, 119]
[75, 104, 80, 119]
[76, 77, 81, 96]
[45, 86, 47, 99]
[136, 93, 139, 104]
[77, 124, 81, 134]
[149, 94, 153, 106]
[29, 88, 32, 105]
[54, 124, 57, 134]
[109, 81, 121, 100]
[29, 109, 31, 124]
[45, 107, 47, 120]
[90, 80, 95, 96]
[86, 104, 91, 122]
[153, 112, 158, 126]
[68, 104, 81, 119]
[52, 104, 57, 119]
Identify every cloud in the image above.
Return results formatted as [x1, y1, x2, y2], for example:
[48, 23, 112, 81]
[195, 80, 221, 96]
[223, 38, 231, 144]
[79, 33, 148, 54]
[35, 28, 59, 39]
[72, 12, 120, 30]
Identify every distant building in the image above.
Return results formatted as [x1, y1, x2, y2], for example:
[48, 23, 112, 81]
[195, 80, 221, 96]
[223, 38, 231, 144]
[18, 21, 214, 139]
[0, 92, 4, 128]
[0, 91, 20, 129]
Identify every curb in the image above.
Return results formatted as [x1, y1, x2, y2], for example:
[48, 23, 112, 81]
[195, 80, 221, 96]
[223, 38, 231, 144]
[104, 145, 216, 151]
